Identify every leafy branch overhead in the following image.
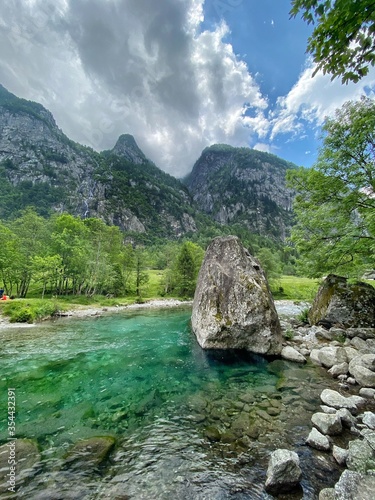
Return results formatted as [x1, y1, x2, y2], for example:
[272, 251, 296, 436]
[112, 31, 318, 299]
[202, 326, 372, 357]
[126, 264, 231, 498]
[287, 97, 375, 277]
[290, 0, 375, 83]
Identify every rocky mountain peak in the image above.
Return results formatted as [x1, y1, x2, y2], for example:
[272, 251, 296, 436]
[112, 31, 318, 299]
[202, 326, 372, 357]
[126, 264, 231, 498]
[111, 134, 147, 164]
[185, 144, 296, 240]
[0, 84, 57, 130]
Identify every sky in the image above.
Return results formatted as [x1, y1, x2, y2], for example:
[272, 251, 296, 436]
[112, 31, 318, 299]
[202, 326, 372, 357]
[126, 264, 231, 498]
[0, 0, 374, 177]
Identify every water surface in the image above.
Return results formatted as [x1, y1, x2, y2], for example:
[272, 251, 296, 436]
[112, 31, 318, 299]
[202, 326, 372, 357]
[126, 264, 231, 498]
[0, 307, 342, 499]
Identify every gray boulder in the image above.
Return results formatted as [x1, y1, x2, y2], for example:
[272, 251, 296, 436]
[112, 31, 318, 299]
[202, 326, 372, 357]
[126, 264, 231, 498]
[346, 328, 375, 340]
[311, 412, 342, 435]
[350, 337, 370, 351]
[191, 236, 282, 354]
[306, 427, 331, 451]
[318, 346, 348, 368]
[359, 387, 375, 398]
[310, 349, 323, 365]
[347, 439, 375, 473]
[320, 389, 365, 414]
[345, 347, 360, 362]
[281, 346, 306, 363]
[319, 488, 335, 500]
[349, 355, 375, 387]
[334, 470, 375, 500]
[332, 445, 348, 466]
[337, 408, 357, 428]
[328, 362, 349, 377]
[308, 274, 375, 328]
[264, 449, 302, 494]
[362, 412, 375, 430]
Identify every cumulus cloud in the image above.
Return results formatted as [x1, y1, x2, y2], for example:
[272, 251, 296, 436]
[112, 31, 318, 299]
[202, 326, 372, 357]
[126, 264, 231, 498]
[270, 60, 375, 140]
[0, 0, 268, 176]
[1, 0, 374, 176]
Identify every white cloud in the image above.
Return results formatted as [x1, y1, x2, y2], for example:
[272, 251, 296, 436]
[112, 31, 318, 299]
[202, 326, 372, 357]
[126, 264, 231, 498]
[1, 1, 374, 176]
[0, 0, 268, 177]
[253, 142, 272, 153]
[270, 60, 375, 140]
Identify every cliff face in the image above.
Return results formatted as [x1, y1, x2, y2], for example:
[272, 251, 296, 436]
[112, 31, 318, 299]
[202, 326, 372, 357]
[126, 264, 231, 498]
[185, 144, 296, 240]
[0, 84, 197, 237]
[0, 84, 298, 241]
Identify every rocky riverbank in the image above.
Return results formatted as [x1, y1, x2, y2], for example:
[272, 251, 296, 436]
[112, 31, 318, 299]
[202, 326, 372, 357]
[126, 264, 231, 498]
[270, 312, 375, 498]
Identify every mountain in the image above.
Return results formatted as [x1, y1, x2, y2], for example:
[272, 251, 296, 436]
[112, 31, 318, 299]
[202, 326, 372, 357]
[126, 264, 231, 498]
[0, 84, 198, 238]
[0, 84, 297, 242]
[185, 144, 296, 239]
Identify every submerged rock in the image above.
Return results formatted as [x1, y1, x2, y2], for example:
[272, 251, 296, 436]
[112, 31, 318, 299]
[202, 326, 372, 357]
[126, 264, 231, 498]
[0, 438, 41, 492]
[191, 236, 282, 355]
[308, 274, 375, 328]
[64, 436, 115, 470]
[265, 449, 302, 494]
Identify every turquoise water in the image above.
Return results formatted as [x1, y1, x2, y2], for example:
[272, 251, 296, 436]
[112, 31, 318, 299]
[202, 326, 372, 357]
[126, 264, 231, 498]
[0, 307, 341, 499]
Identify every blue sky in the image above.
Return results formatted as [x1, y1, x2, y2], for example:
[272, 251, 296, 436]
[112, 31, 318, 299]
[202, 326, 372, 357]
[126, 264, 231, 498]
[0, 0, 374, 176]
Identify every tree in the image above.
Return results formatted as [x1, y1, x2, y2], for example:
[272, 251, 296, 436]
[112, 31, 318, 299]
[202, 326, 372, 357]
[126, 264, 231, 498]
[133, 248, 149, 299]
[256, 248, 282, 281]
[290, 0, 375, 83]
[175, 242, 198, 297]
[9, 208, 51, 297]
[287, 97, 375, 277]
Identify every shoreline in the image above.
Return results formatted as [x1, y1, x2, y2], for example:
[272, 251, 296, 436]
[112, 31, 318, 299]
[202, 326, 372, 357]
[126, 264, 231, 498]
[0, 298, 194, 329]
[0, 299, 306, 330]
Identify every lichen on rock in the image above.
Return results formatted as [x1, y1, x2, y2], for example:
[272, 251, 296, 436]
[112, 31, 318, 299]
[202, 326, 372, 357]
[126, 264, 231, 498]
[308, 274, 375, 328]
[191, 236, 282, 355]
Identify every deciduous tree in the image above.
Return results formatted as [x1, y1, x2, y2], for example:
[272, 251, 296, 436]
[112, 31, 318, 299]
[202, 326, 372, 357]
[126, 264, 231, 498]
[287, 97, 375, 276]
[290, 0, 375, 83]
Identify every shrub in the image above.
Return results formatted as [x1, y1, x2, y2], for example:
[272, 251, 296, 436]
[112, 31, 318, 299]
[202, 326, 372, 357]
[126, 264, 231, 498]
[297, 308, 310, 324]
[284, 329, 294, 340]
[1, 299, 63, 323]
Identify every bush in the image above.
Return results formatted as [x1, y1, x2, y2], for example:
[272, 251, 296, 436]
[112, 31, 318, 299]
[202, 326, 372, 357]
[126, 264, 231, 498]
[297, 308, 310, 324]
[1, 299, 63, 323]
[284, 329, 294, 340]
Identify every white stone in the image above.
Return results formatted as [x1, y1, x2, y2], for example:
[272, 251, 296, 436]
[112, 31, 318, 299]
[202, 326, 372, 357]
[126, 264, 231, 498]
[281, 346, 306, 363]
[306, 427, 331, 451]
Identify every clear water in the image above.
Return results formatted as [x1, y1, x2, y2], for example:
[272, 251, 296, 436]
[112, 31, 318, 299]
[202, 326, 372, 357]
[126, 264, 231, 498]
[0, 307, 342, 499]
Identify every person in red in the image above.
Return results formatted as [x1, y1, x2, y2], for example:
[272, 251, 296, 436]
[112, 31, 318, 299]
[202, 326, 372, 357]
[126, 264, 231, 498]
[1, 294, 9, 300]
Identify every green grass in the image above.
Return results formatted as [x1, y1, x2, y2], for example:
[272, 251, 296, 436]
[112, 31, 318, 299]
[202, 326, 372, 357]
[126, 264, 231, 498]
[0, 299, 67, 323]
[270, 276, 321, 301]
[0, 274, 323, 323]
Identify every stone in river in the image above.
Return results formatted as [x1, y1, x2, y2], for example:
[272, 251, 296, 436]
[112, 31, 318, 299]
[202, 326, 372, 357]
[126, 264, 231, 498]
[265, 449, 302, 494]
[191, 236, 282, 355]
[64, 436, 115, 470]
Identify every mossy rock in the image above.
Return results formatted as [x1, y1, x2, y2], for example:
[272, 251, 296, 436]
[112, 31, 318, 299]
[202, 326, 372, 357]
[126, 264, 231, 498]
[309, 274, 375, 328]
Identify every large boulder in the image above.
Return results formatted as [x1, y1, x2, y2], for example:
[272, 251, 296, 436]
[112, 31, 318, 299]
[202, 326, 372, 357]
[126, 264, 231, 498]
[320, 389, 365, 414]
[308, 274, 375, 328]
[311, 412, 343, 435]
[334, 470, 375, 500]
[191, 236, 282, 355]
